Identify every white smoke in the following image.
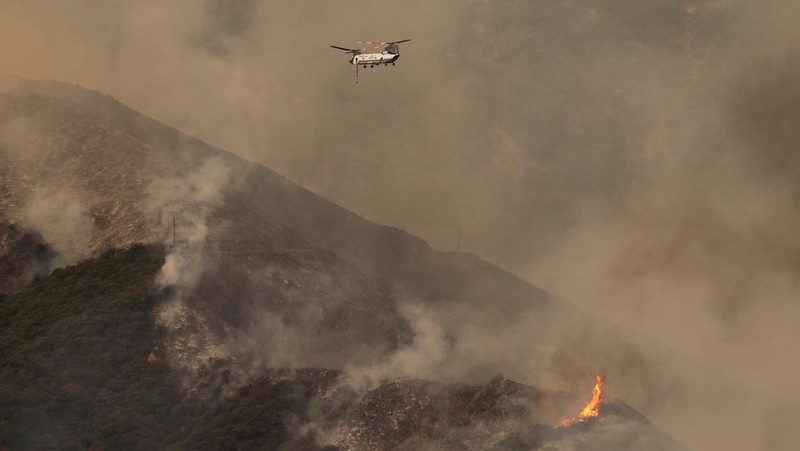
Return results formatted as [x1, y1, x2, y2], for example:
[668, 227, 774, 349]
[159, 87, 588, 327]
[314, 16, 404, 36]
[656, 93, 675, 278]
[147, 157, 231, 287]
[21, 187, 94, 267]
[342, 303, 449, 392]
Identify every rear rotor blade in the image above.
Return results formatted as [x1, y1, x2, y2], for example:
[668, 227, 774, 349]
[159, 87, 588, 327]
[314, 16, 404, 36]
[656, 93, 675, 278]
[388, 39, 411, 44]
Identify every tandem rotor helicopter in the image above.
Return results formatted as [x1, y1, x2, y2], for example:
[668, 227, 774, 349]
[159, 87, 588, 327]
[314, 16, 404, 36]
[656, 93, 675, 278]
[330, 39, 411, 83]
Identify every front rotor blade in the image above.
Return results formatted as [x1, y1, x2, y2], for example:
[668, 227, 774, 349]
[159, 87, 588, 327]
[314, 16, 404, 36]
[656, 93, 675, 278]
[389, 39, 411, 44]
[331, 45, 357, 52]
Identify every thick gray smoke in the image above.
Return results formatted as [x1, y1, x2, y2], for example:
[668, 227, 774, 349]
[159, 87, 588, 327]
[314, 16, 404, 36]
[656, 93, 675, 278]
[3, 1, 800, 449]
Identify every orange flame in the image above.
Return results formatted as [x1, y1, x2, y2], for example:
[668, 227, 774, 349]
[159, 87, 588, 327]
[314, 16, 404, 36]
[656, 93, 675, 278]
[560, 375, 604, 427]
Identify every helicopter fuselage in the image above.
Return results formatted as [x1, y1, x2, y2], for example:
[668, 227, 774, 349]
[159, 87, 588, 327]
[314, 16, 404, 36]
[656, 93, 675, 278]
[350, 52, 399, 67]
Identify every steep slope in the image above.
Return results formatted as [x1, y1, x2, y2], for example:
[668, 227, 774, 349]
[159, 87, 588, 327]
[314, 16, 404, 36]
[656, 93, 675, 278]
[0, 75, 549, 314]
[0, 75, 580, 351]
[0, 75, 417, 373]
[0, 77, 573, 377]
[0, 77, 771, 449]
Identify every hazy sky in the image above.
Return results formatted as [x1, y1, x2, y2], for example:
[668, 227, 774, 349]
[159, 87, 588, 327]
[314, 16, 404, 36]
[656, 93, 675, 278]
[2, 1, 800, 448]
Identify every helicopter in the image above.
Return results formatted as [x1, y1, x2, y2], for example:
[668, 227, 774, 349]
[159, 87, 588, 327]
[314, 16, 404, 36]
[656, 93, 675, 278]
[330, 39, 411, 83]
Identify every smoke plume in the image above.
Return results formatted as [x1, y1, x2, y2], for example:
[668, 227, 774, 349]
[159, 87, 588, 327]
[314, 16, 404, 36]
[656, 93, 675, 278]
[148, 157, 234, 390]
[21, 187, 94, 267]
[147, 157, 231, 286]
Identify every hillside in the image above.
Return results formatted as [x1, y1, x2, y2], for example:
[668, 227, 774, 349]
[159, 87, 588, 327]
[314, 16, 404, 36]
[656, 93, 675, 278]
[0, 245, 194, 449]
[0, 245, 332, 449]
[0, 76, 762, 449]
[0, 76, 601, 378]
[0, 245, 683, 449]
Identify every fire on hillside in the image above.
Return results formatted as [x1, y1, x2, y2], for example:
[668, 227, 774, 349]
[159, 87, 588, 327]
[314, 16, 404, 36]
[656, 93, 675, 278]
[560, 375, 604, 427]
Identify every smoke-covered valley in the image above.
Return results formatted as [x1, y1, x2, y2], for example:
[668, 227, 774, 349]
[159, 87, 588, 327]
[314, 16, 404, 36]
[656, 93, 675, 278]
[2, 1, 800, 450]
